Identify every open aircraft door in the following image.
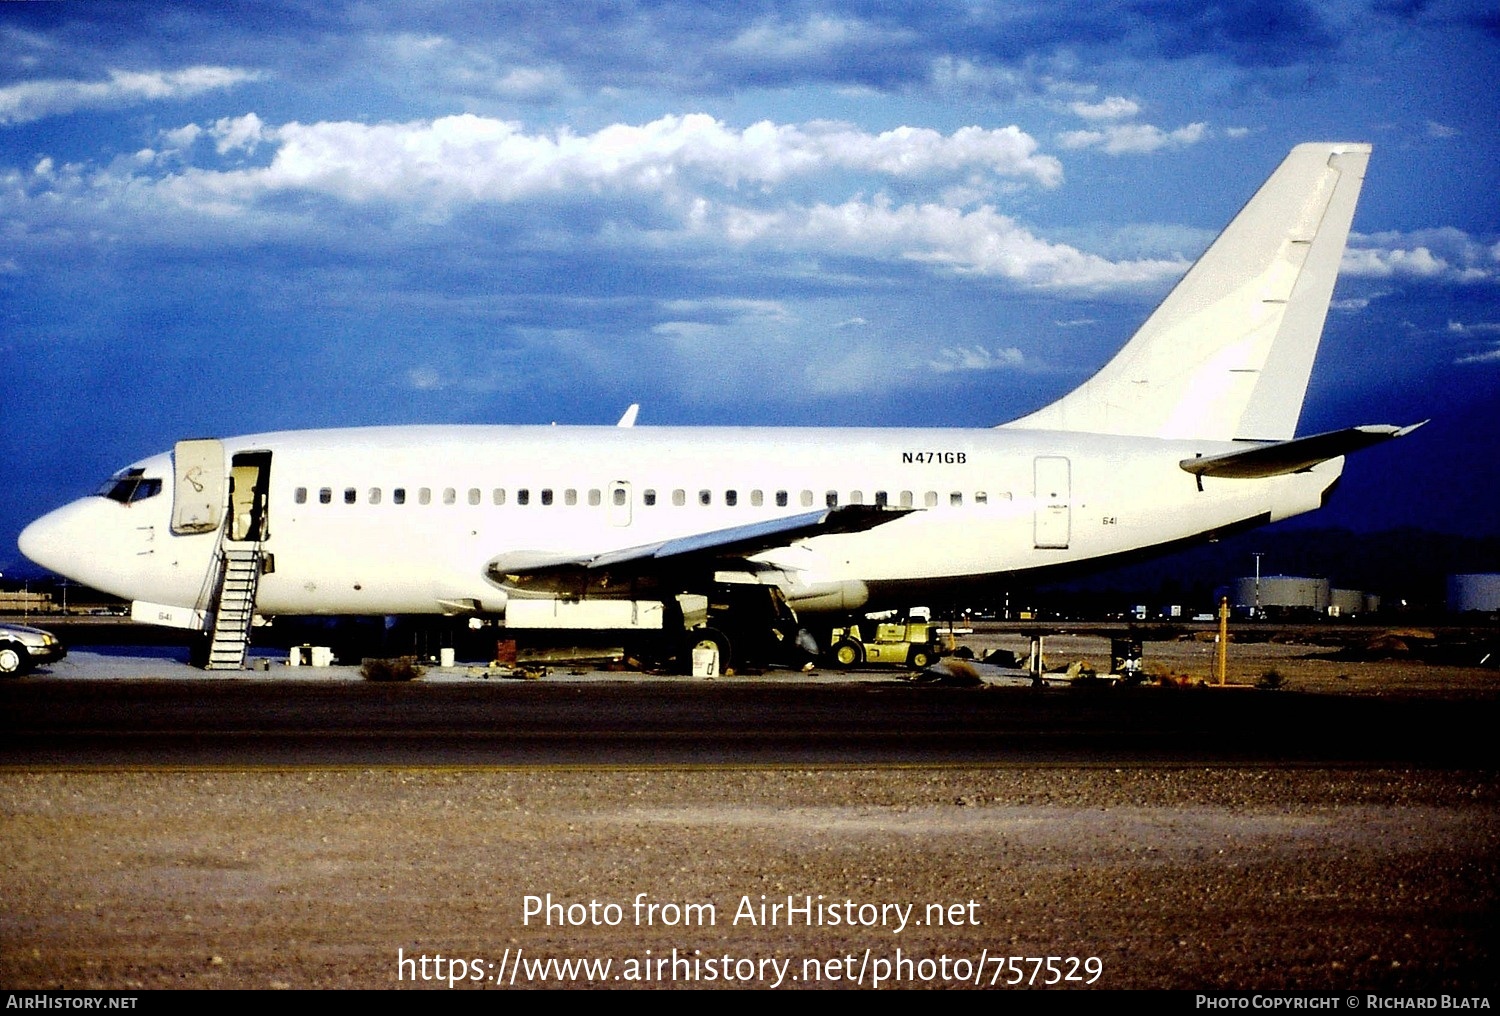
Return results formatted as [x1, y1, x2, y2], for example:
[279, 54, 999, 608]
[171, 439, 225, 535]
[228, 451, 272, 542]
[1033, 456, 1071, 549]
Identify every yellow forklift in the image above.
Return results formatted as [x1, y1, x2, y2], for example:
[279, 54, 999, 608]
[828, 618, 940, 669]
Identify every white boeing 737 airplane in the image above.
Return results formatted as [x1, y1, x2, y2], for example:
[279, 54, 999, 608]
[18, 142, 1421, 669]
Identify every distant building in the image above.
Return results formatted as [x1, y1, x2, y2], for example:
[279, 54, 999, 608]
[0, 590, 54, 614]
[1234, 575, 1329, 614]
[1329, 588, 1379, 617]
[1448, 574, 1500, 614]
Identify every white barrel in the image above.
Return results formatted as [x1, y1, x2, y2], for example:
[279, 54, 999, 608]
[691, 647, 719, 678]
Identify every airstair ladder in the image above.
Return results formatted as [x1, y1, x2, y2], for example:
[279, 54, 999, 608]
[205, 547, 261, 670]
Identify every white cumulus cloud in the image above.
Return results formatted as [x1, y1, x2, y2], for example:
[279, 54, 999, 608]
[930, 345, 1027, 373]
[716, 197, 1187, 290]
[1341, 245, 1450, 278]
[7, 110, 1203, 294]
[1448, 320, 1500, 335]
[0, 66, 259, 125]
[1455, 344, 1500, 365]
[1068, 96, 1140, 120]
[1344, 229, 1496, 283]
[1449, 320, 1500, 362]
[726, 14, 912, 63]
[1058, 122, 1208, 154]
[211, 113, 268, 155]
[160, 113, 1064, 208]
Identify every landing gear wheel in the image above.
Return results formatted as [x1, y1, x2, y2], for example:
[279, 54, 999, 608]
[831, 639, 864, 668]
[0, 643, 29, 677]
[907, 646, 934, 670]
[681, 628, 731, 675]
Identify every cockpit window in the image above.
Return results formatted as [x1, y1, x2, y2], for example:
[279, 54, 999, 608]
[96, 468, 163, 504]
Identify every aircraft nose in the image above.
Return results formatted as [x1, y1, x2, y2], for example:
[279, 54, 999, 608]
[19, 500, 100, 581]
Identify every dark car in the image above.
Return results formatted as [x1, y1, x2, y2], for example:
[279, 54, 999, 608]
[0, 622, 67, 675]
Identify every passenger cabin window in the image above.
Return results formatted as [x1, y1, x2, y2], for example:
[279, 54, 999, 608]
[517, 489, 530, 505]
[950, 491, 963, 506]
[565, 489, 577, 506]
[801, 490, 814, 507]
[643, 489, 657, 506]
[394, 488, 407, 505]
[588, 489, 601, 507]
[751, 490, 764, 507]
[443, 488, 456, 505]
[369, 488, 382, 505]
[493, 489, 505, 505]
[724, 490, 737, 507]
[418, 487, 432, 505]
[825, 491, 838, 507]
[97, 469, 163, 504]
[319, 488, 332, 505]
[541, 489, 554, 506]
[899, 491, 913, 508]
[673, 489, 686, 507]
[975, 491, 987, 505]
[874, 491, 887, 507]
[775, 490, 788, 507]
[468, 488, 481, 505]
[849, 490, 863, 505]
[295, 487, 308, 505]
[698, 489, 711, 506]
[344, 488, 357, 505]
[924, 492, 938, 507]
[613, 488, 628, 507]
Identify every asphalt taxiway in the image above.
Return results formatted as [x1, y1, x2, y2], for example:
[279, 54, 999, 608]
[3, 648, 1495, 768]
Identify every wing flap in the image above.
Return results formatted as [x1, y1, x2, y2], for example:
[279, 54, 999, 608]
[1180, 421, 1426, 479]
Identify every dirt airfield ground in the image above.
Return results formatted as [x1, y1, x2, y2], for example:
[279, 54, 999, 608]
[2, 623, 1497, 991]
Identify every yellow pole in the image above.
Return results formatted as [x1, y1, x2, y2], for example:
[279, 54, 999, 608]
[1216, 595, 1229, 686]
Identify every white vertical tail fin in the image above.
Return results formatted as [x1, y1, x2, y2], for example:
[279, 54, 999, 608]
[1003, 143, 1371, 442]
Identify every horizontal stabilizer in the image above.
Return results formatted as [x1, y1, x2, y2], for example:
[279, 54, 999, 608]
[1180, 421, 1427, 479]
[488, 504, 912, 579]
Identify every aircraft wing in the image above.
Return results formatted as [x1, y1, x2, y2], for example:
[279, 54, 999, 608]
[486, 504, 913, 580]
[1180, 421, 1427, 479]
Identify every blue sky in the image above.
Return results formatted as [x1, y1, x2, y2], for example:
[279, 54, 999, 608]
[3, 1, 1498, 574]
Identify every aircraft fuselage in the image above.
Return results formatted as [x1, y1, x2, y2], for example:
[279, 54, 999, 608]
[20, 423, 1341, 620]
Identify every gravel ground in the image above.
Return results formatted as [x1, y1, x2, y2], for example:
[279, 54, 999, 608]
[3, 766, 1495, 991]
[961, 630, 1500, 698]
